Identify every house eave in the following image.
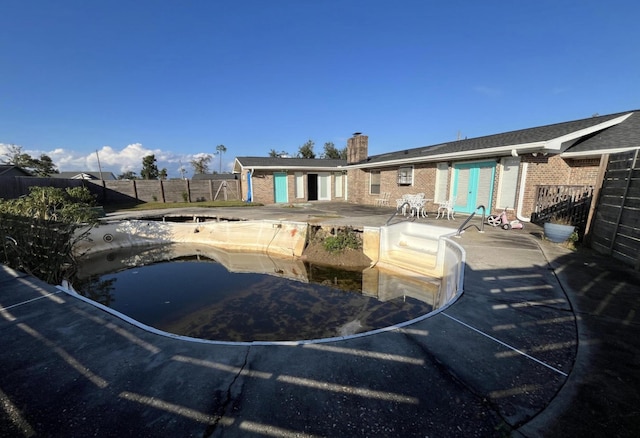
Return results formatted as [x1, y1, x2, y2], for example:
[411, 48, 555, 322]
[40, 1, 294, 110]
[236, 164, 344, 172]
[561, 146, 640, 159]
[545, 112, 633, 151]
[266, 166, 343, 171]
[350, 142, 547, 168]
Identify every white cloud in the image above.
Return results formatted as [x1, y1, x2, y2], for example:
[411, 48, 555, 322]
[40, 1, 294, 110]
[0, 143, 12, 161]
[1, 142, 220, 179]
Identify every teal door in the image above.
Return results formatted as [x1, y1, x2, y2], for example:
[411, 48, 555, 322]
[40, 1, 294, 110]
[274, 172, 288, 203]
[452, 162, 496, 214]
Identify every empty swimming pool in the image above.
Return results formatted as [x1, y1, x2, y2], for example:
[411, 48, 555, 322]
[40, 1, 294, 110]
[72, 244, 442, 343]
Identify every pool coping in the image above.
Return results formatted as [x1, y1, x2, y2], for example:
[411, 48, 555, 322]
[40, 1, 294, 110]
[60, 219, 467, 346]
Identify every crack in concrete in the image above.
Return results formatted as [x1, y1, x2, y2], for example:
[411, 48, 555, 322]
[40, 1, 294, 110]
[400, 330, 513, 432]
[202, 347, 251, 438]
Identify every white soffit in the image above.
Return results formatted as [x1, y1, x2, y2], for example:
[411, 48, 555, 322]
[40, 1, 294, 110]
[545, 113, 633, 151]
[562, 146, 639, 159]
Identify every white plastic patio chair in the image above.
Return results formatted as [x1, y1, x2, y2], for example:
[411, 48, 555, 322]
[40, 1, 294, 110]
[436, 199, 455, 220]
[375, 192, 390, 206]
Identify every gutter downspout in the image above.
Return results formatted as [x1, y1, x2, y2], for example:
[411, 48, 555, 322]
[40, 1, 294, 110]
[516, 162, 531, 222]
[247, 169, 254, 202]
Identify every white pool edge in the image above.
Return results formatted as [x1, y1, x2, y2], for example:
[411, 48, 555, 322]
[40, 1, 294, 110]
[60, 221, 466, 346]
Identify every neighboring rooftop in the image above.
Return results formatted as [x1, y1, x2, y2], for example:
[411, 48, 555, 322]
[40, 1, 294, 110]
[0, 164, 31, 176]
[52, 171, 117, 180]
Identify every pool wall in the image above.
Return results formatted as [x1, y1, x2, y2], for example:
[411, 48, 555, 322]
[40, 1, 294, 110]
[74, 220, 309, 258]
[67, 219, 466, 344]
[75, 219, 465, 308]
[439, 237, 466, 307]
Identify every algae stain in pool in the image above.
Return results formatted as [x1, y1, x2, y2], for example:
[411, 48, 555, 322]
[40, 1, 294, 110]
[74, 250, 438, 342]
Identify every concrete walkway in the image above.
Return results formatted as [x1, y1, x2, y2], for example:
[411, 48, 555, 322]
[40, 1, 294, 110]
[1, 203, 639, 437]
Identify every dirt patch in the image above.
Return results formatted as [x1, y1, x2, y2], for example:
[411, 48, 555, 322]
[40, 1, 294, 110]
[302, 240, 372, 268]
[301, 227, 372, 268]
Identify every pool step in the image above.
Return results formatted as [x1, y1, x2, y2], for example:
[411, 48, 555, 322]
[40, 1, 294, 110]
[396, 235, 439, 254]
[381, 249, 438, 274]
[382, 232, 440, 274]
[378, 222, 455, 277]
[374, 268, 441, 305]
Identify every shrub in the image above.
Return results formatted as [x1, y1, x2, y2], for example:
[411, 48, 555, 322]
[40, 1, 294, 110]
[322, 227, 361, 253]
[0, 186, 99, 284]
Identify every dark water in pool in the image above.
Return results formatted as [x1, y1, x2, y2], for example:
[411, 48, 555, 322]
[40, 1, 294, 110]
[73, 245, 439, 342]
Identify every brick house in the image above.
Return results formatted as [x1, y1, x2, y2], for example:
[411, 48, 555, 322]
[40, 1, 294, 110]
[233, 157, 348, 203]
[233, 110, 640, 221]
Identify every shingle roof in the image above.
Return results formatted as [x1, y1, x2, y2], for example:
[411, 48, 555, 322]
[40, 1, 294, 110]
[563, 111, 640, 155]
[52, 171, 116, 180]
[235, 110, 638, 171]
[192, 173, 238, 180]
[0, 165, 31, 176]
[360, 110, 637, 165]
[235, 157, 347, 168]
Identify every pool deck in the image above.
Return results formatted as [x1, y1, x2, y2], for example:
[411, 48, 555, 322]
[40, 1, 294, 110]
[1, 202, 639, 437]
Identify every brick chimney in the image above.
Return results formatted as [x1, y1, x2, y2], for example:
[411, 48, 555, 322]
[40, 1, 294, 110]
[347, 132, 368, 164]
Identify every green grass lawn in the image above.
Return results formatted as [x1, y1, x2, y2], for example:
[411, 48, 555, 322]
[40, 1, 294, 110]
[103, 200, 262, 213]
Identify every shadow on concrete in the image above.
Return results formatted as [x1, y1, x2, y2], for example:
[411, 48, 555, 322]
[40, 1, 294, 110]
[0, 212, 639, 437]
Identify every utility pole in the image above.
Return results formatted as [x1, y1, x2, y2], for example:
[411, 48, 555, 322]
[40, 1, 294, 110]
[96, 150, 104, 180]
[216, 144, 227, 174]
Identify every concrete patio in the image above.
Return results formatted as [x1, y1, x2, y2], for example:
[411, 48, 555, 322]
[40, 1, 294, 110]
[1, 203, 639, 437]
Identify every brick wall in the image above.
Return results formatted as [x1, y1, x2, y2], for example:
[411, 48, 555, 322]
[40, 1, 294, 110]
[521, 154, 599, 217]
[246, 170, 350, 204]
[567, 158, 601, 184]
[347, 134, 368, 164]
[347, 169, 367, 204]
[249, 171, 275, 203]
[237, 154, 601, 211]
[347, 164, 438, 209]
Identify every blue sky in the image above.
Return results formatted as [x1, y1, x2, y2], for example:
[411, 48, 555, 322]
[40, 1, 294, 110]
[1, 0, 638, 178]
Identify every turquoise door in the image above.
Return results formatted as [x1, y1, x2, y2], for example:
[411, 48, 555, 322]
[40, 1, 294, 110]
[274, 172, 288, 203]
[452, 162, 496, 214]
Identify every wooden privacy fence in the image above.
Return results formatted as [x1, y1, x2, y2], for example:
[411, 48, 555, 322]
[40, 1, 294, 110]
[97, 178, 241, 203]
[531, 185, 594, 232]
[0, 176, 87, 199]
[589, 150, 640, 269]
[0, 177, 241, 204]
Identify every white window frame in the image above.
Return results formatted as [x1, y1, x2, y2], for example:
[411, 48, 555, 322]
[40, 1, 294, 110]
[397, 166, 413, 186]
[370, 170, 381, 195]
